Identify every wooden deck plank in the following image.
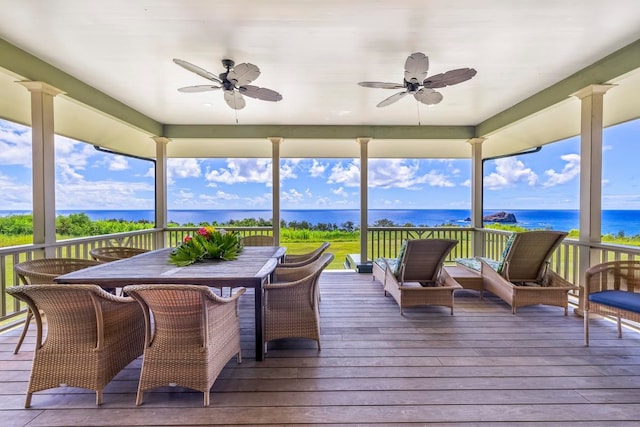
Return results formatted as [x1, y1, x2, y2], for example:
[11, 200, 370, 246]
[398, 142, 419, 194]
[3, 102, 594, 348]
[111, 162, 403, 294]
[1, 271, 640, 425]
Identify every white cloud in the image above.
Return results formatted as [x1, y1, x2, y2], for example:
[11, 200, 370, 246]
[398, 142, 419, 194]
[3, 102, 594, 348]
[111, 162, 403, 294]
[314, 196, 331, 206]
[368, 159, 455, 189]
[310, 159, 327, 177]
[332, 186, 348, 197]
[0, 122, 31, 167]
[55, 137, 97, 182]
[280, 160, 298, 180]
[108, 156, 129, 171]
[167, 158, 202, 184]
[205, 158, 271, 185]
[282, 188, 304, 203]
[55, 179, 154, 209]
[484, 157, 538, 190]
[0, 172, 32, 208]
[543, 153, 580, 187]
[214, 190, 241, 200]
[328, 160, 360, 187]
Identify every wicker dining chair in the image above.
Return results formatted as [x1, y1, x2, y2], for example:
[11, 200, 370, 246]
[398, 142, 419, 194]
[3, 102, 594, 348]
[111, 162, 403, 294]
[89, 246, 148, 263]
[241, 235, 274, 246]
[6, 284, 145, 408]
[264, 252, 334, 351]
[12, 258, 102, 354]
[123, 284, 246, 407]
[281, 242, 330, 267]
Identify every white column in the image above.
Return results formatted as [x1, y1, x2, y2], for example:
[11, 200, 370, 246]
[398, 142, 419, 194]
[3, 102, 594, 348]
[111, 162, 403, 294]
[18, 81, 64, 258]
[468, 137, 486, 257]
[572, 84, 614, 292]
[153, 137, 170, 249]
[269, 137, 283, 246]
[357, 138, 371, 264]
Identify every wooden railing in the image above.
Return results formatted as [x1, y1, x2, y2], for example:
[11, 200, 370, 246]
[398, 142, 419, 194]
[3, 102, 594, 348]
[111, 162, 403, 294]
[2, 226, 640, 331]
[367, 227, 473, 261]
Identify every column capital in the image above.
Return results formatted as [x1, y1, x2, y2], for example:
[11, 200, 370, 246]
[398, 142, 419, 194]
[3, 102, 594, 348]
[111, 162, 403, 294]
[572, 84, 616, 99]
[467, 137, 486, 145]
[356, 137, 371, 145]
[268, 136, 283, 145]
[17, 81, 65, 96]
[152, 136, 171, 145]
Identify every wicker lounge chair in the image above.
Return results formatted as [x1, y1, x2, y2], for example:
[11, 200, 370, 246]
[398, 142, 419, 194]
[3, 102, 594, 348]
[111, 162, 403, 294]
[123, 284, 246, 407]
[583, 260, 640, 346]
[456, 230, 577, 314]
[281, 242, 330, 267]
[6, 284, 144, 407]
[89, 246, 149, 262]
[242, 235, 274, 246]
[264, 252, 334, 351]
[12, 258, 102, 354]
[373, 239, 461, 315]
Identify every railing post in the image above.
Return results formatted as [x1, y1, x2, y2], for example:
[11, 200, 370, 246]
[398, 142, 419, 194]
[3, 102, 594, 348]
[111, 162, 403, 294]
[19, 81, 64, 258]
[269, 137, 283, 246]
[153, 137, 170, 249]
[468, 137, 486, 258]
[357, 137, 371, 264]
[573, 84, 615, 314]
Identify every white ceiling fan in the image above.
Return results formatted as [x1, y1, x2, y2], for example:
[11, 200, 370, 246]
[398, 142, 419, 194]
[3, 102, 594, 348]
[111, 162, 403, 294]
[358, 52, 477, 107]
[173, 58, 283, 110]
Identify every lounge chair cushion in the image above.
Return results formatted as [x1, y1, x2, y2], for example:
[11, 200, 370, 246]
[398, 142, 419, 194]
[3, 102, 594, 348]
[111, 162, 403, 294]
[589, 290, 640, 313]
[496, 233, 516, 274]
[374, 257, 397, 272]
[393, 239, 408, 277]
[456, 257, 501, 272]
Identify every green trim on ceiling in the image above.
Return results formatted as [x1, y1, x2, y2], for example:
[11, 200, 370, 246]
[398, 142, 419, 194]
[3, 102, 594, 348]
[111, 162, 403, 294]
[0, 37, 162, 136]
[163, 124, 476, 140]
[477, 38, 640, 137]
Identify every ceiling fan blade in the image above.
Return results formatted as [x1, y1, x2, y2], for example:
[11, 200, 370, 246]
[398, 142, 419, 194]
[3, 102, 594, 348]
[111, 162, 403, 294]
[239, 85, 283, 102]
[414, 88, 443, 105]
[227, 63, 261, 86]
[173, 58, 222, 83]
[376, 91, 408, 107]
[224, 90, 246, 110]
[177, 85, 221, 93]
[423, 68, 477, 88]
[404, 52, 429, 84]
[358, 81, 404, 89]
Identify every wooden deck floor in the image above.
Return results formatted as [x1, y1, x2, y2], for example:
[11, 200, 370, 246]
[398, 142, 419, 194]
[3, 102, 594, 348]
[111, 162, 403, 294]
[2, 271, 640, 426]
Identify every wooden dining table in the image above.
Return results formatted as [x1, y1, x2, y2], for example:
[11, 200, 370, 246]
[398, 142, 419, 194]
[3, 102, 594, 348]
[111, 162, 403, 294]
[55, 246, 286, 361]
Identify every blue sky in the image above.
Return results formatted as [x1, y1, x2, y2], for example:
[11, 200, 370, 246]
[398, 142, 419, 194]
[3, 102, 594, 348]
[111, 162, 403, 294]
[0, 117, 638, 211]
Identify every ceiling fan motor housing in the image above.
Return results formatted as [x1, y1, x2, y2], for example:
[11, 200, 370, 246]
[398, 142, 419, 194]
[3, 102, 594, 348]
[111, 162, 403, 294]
[405, 81, 421, 93]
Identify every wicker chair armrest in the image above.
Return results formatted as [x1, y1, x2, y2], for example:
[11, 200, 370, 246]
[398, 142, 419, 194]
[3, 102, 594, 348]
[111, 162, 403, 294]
[439, 267, 463, 289]
[544, 269, 577, 289]
[479, 258, 503, 280]
[265, 276, 310, 290]
[204, 286, 246, 303]
[383, 258, 402, 286]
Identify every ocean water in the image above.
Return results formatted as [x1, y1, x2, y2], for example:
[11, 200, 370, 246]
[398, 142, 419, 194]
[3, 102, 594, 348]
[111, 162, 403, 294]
[2, 209, 639, 236]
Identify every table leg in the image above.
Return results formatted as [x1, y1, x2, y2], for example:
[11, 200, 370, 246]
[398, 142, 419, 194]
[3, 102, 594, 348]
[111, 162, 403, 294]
[255, 280, 264, 361]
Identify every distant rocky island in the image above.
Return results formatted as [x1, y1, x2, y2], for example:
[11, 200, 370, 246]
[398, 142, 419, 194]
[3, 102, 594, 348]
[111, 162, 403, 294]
[464, 211, 517, 223]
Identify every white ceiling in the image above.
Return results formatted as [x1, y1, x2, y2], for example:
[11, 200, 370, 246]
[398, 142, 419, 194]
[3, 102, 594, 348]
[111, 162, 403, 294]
[0, 0, 639, 159]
